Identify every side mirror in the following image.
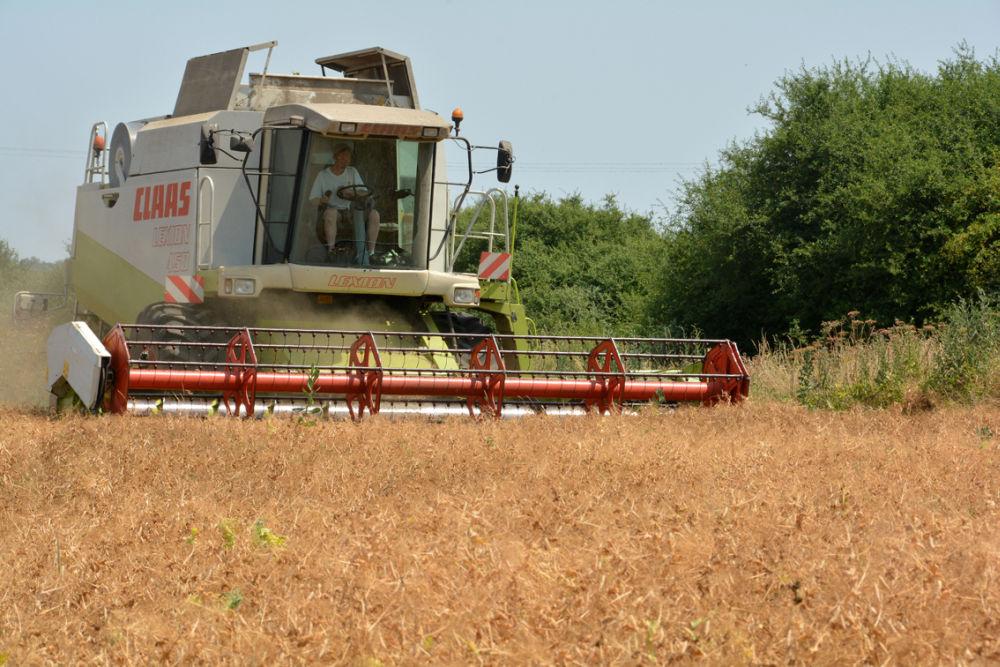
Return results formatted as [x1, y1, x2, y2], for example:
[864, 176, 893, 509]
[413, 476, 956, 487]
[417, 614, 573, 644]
[13, 291, 65, 321]
[497, 140, 513, 183]
[230, 135, 255, 153]
[14, 292, 49, 318]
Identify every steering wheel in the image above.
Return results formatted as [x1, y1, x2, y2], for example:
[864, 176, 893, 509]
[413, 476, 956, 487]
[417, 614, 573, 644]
[336, 184, 372, 201]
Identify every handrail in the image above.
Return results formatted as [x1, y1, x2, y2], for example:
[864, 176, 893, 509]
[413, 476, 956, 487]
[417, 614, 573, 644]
[447, 189, 511, 273]
[449, 190, 495, 271]
[483, 187, 510, 254]
[84, 121, 108, 184]
[197, 176, 215, 268]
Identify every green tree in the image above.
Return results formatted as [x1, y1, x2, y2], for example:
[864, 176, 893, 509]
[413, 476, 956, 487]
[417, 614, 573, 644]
[0, 237, 66, 306]
[0, 238, 17, 273]
[456, 193, 667, 336]
[0, 238, 22, 302]
[651, 46, 1000, 347]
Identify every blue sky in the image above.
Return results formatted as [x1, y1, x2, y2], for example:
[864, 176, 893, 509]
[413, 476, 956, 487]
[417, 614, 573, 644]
[1, 0, 997, 261]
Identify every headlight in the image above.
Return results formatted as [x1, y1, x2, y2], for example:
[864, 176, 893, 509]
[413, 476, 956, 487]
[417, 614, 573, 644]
[453, 287, 480, 305]
[233, 278, 256, 296]
[224, 278, 256, 295]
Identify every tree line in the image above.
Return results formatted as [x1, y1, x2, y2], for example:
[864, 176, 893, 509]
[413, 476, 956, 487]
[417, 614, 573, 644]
[503, 47, 1000, 349]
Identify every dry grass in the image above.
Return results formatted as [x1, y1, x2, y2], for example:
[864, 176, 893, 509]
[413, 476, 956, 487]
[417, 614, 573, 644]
[1, 404, 999, 664]
[748, 304, 1000, 409]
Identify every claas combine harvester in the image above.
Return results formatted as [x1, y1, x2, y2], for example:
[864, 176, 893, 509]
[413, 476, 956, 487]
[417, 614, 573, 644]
[20, 42, 750, 418]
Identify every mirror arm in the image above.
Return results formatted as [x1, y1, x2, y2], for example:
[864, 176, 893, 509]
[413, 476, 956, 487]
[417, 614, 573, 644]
[428, 136, 474, 262]
[240, 127, 285, 261]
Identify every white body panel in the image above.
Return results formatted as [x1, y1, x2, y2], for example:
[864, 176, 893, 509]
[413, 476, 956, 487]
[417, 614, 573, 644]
[76, 169, 198, 285]
[196, 166, 258, 268]
[131, 111, 262, 177]
[75, 109, 265, 291]
[47, 322, 110, 409]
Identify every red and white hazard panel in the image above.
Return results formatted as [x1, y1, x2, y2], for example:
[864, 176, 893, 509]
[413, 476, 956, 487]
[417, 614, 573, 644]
[478, 252, 512, 281]
[164, 274, 205, 304]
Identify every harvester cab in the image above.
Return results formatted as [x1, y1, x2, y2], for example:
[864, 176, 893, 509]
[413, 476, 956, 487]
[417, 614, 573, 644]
[37, 41, 751, 417]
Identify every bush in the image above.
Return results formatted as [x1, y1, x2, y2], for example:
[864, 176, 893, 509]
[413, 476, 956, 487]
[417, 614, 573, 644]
[926, 292, 1000, 401]
[750, 297, 1000, 409]
[752, 313, 932, 409]
[455, 192, 668, 336]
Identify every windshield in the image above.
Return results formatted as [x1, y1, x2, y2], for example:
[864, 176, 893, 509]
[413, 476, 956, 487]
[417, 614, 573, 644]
[260, 130, 435, 269]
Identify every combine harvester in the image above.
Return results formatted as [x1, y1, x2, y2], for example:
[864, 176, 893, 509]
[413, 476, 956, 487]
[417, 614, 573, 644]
[23, 42, 749, 418]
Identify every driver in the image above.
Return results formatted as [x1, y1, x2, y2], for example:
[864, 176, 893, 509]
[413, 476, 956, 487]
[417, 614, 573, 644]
[308, 142, 381, 264]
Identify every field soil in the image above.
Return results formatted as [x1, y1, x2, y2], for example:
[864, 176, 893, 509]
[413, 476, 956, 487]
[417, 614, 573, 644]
[2, 404, 999, 664]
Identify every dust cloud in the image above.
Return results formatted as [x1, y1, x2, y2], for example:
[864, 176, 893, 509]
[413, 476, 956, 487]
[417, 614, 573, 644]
[248, 289, 427, 332]
[0, 289, 435, 409]
[0, 315, 57, 407]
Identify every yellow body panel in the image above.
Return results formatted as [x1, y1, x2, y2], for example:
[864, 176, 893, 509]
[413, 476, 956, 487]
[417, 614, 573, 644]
[70, 230, 165, 325]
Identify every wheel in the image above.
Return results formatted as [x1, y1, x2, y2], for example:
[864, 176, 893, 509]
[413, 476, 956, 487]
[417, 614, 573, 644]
[134, 302, 226, 363]
[432, 311, 492, 351]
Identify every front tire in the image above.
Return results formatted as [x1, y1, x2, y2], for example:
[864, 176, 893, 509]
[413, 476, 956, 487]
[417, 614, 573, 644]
[134, 302, 226, 363]
[432, 311, 492, 351]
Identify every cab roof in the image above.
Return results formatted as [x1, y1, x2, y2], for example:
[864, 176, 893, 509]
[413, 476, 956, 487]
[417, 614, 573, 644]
[263, 102, 450, 139]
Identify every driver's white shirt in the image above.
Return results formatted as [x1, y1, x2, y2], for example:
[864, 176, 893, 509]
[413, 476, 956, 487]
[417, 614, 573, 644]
[310, 166, 364, 209]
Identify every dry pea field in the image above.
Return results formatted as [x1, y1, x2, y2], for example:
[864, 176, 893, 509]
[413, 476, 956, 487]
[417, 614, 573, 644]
[1, 401, 999, 664]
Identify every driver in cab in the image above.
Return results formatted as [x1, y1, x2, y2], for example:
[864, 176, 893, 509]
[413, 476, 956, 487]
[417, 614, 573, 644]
[309, 142, 381, 265]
